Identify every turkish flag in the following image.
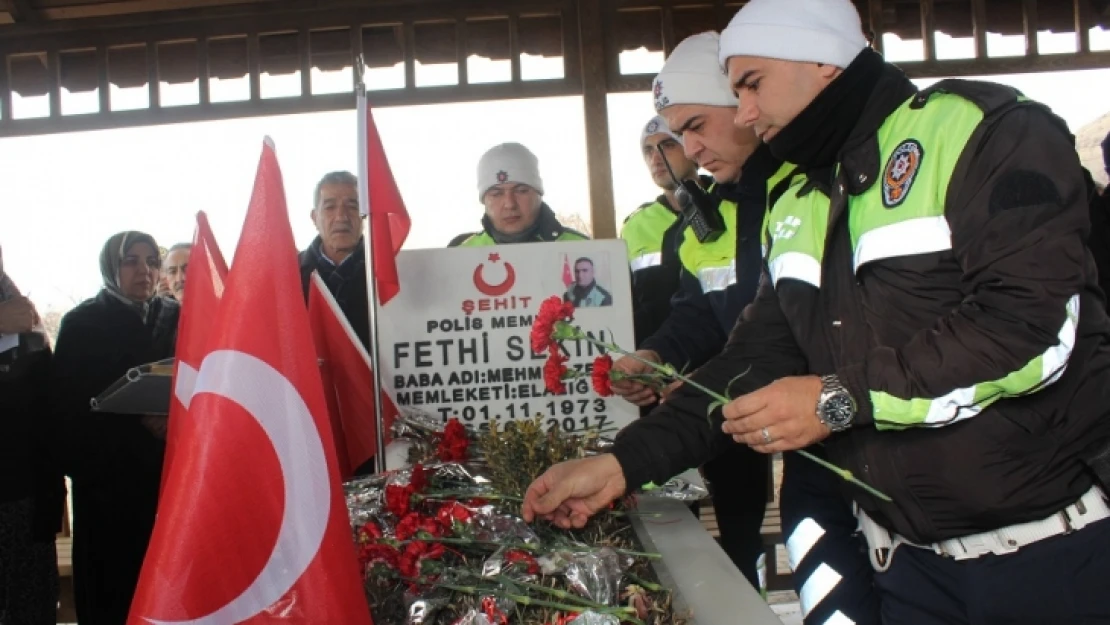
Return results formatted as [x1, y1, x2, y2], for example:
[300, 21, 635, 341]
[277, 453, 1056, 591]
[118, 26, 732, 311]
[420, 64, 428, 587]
[128, 139, 372, 625]
[162, 210, 227, 492]
[307, 272, 399, 480]
[562, 254, 574, 289]
[359, 91, 411, 305]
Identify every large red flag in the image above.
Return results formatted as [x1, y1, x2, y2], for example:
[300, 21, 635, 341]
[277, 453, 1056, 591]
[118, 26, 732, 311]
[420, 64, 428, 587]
[307, 272, 399, 480]
[129, 139, 372, 625]
[163, 211, 227, 491]
[359, 91, 411, 305]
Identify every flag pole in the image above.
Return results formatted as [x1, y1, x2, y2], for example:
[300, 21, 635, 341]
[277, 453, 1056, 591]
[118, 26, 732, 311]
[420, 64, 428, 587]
[355, 58, 389, 475]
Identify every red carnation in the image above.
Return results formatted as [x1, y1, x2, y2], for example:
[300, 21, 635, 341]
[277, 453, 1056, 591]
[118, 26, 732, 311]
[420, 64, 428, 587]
[543, 348, 570, 395]
[436, 500, 473, 528]
[395, 512, 423, 541]
[357, 520, 383, 544]
[591, 354, 614, 397]
[400, 540, 446, 579]
[437, 418, 470, 462]
[410, 462, 428, 493]
[359, 543, 400, 577]
[385, 484, 413, 518]
[531, 296, 575, 354]
[504, 549, 540, 575]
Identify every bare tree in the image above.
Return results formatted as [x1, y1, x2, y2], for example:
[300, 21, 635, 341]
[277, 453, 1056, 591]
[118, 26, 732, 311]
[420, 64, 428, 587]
[555, 212, 593, 238]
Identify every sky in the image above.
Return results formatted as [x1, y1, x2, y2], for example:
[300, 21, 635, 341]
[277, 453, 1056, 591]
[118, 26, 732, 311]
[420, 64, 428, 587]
[1, 27, 1109, 312]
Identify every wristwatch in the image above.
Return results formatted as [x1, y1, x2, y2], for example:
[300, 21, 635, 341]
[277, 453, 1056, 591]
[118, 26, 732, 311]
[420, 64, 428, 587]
[817, 374, 856, 432]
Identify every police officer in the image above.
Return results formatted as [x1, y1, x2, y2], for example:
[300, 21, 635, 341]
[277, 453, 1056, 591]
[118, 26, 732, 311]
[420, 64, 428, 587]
[621, 116, 701, 344]
[524, 0, 1110, 622]
[608, 32, 793, 592]
[449, 142, 588, 247]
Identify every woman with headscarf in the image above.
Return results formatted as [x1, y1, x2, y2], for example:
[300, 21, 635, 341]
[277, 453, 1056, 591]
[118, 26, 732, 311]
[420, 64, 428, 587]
[52, 231, 179, 625]
[0, 245, 64, 624]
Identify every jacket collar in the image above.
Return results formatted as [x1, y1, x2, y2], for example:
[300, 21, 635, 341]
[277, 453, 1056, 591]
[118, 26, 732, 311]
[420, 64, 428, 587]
[810, 64, 918, 198]
[481, 203, 568, 243]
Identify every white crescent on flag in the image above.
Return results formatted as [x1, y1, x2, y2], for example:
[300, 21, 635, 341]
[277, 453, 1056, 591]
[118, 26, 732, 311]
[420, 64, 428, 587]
[147, 349, 330, 625]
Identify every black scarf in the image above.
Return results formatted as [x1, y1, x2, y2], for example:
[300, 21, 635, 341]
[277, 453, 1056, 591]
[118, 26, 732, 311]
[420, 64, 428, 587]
[768, 49, 886, 170]
[482, 203, 564, 244]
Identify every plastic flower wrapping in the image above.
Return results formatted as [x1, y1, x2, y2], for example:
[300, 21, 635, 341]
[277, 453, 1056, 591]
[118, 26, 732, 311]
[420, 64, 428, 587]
[344, 412, 706, 624]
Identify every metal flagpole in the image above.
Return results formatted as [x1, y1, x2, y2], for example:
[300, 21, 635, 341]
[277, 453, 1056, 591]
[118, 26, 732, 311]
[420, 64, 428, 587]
[355, 57, 389, 475]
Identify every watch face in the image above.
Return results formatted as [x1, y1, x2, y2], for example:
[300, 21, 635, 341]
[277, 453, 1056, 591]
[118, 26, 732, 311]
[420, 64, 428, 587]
[823, 393, 855, 428]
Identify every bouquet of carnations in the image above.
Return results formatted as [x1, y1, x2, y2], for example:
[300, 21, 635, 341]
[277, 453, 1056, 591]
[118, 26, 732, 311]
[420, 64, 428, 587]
[345, 415, 703, 625]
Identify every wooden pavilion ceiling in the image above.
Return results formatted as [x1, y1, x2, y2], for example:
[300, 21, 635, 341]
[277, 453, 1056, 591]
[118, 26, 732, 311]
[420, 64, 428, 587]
[1, 0, 1108, 241]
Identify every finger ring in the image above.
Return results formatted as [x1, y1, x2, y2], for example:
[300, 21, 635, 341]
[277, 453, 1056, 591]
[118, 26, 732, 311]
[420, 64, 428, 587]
[761, 427, 773, 444]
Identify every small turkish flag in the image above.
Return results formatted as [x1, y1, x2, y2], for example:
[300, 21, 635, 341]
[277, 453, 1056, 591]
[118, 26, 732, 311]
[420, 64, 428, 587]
[562, 254, 574, 289]
[162, 210, 227, 492]
[128, 139, 372, 625]
[307, 272, 399, 480]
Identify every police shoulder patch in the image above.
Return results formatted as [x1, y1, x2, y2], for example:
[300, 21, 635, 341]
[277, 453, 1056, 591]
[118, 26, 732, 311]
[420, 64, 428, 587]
[882, 139, 924, 208]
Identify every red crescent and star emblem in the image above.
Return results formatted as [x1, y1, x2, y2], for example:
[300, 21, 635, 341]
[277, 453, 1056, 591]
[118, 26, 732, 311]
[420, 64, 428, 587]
[473, 253, 516, 296]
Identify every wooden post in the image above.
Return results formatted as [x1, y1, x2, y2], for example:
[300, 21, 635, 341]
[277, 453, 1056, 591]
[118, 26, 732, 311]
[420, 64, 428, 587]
[1023, 0, 1039, 57]
[868, 0, 884, 55]
[577, 0, 616, 240]
[971, 0, 989, 59]
[47, 49, 61, 117]
[920, 0, 937, 62]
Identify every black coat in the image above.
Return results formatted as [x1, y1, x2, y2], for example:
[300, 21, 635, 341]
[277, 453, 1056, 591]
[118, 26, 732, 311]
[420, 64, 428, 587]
[298, 238, 371, 352]
[52, 290, 178, 625]
[0, 331, 65, 541]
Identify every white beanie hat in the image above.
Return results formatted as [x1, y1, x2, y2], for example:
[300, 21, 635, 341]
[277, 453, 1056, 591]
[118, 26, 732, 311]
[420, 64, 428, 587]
[652, 32, 738, 113]
[718, 0, 867, 69]
[477, 142, 544, 202]
[640, 115, 681, 148]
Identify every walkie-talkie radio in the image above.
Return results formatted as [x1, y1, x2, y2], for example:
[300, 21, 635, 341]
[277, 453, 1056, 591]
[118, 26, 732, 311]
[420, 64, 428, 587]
[657, 144, 726, 243]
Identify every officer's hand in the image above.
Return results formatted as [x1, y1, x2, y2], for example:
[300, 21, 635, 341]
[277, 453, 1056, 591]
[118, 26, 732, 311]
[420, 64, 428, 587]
[721, 375, 830, 453]
[522, 454, 627, 529]
[0, 296, 38, 335]
[611, 350, 662, 407]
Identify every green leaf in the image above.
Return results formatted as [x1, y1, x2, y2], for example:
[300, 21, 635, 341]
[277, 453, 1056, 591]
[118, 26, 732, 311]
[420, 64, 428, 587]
[706, 399, 725, 424]
[725, 365, 753, 396]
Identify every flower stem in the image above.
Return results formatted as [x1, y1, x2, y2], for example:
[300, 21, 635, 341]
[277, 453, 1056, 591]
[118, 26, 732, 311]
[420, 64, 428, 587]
[623, 570, 663, 592]
[398, 537, 541, 553]
[795, 449, 891, 502]
[417, 491, 524, 503]
[560, 324, 894, 503]
[420, 578, 645, 625]
[491, 574, 612, 610]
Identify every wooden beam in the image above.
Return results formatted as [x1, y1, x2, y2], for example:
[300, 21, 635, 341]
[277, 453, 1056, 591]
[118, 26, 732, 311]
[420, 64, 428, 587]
[1022, 0, 1039, 57]
[39, 0, 277, 22]
[6, 0, 37, 23]
[609, 48, 1110, 93]
[577, 0, 615, 240]
[971, 0, 989, 59]
[0, 77, 576, 137]
[920, 0, 937, 62]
